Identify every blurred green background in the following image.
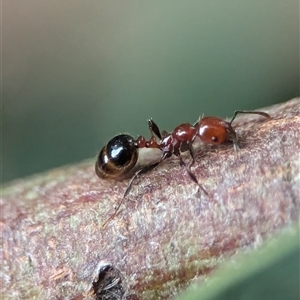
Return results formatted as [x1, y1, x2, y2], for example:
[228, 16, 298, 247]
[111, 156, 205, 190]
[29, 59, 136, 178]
[2, 1, 299, 183]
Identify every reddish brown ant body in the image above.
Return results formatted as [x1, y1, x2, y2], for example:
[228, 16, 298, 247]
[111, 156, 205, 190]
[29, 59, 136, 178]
[96, 110, 270, 226]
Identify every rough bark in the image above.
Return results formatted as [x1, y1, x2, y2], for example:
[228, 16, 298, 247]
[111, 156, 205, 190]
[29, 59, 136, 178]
[1, 98, 300, 300]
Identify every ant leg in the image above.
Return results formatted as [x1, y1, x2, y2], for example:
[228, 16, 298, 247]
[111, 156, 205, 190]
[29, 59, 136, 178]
[229, 110, 270, 125]
[178, 155, 208, 195]
[148, 118, 162, 140]
[125, 150, 171, 199]
[102, 150, 172, 227]
[173, 141, 207, 193]
[178, 156, 196, 182]
[102, 163, 160, 228]
[178, 141, 196, 167]
[188, 143, 207, 167]
[123, 163, 160, 198]
[188, 135, 198, 167]
[102, 195, 126, 228]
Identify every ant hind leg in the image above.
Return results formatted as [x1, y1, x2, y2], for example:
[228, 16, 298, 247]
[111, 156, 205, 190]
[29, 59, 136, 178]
[102, 162, 160, 228]
[124, 163, 160, 198]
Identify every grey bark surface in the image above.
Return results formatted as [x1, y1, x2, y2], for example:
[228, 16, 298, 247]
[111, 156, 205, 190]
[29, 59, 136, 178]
[1, 98, 300, 299]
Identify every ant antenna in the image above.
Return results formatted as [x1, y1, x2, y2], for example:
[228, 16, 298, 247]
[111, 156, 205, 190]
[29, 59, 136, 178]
[228, 110, 270, 151]
[229, 110, 270, 125]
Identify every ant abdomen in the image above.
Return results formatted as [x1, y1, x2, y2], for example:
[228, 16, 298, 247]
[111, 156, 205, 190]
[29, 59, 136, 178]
[197, 117, 235, 145]
[95, 134, 138, 179]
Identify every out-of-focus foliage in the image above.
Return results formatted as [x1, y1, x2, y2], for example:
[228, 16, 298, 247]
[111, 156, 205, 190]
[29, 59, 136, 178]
[3, 1, 299, 182]
[177, 224, 300, 300]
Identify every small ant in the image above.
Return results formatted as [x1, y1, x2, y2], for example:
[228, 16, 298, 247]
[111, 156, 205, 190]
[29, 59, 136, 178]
[96, 110, 270, 226]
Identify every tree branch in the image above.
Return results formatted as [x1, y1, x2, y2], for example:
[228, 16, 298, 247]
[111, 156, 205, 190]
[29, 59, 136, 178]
[1, 98, 300, 299]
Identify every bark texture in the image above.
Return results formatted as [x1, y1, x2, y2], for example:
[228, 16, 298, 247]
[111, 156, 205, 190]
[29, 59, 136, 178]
[1, 98, 300, 299]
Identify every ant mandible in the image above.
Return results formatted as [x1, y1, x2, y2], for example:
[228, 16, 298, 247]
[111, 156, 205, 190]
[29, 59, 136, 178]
[95, 110, 270, 226]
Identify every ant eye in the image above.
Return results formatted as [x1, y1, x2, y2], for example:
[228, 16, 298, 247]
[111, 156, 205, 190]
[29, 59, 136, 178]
[212, 136, 218, 142]
[95, 134, 138, 179]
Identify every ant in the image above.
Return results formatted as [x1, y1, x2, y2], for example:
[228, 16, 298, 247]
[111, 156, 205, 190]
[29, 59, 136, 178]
[95, 110, 270, 226]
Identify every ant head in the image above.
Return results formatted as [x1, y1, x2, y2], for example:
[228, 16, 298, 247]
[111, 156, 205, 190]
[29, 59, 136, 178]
[95, 134, 138, 179]
[197, 116, 234, 145]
